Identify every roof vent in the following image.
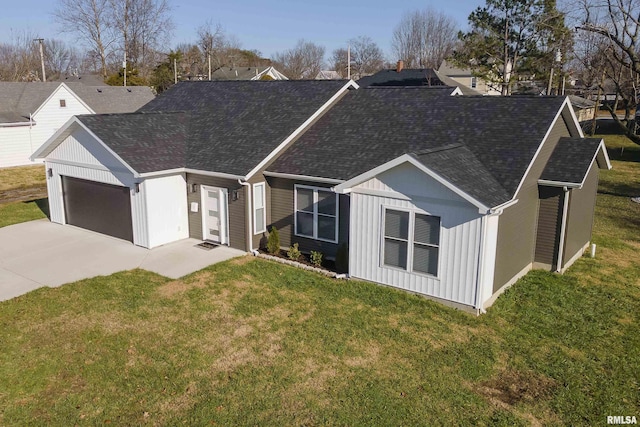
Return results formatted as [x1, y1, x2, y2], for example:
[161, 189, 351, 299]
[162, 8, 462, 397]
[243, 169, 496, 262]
[127, 88, 131, 92]
[396, 60, 404, 73]
[96, 88, 102, 92]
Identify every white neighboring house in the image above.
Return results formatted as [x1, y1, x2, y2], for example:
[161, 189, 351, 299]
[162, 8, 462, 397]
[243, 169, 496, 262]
[210, 66, 288, 81]
[0, 82, 154, 168]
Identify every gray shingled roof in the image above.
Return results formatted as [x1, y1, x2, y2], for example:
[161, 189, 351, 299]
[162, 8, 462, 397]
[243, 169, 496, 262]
[267, 88, 568, 208]
[78, 112, 188, 173]
[79, 80, 348, 175]
[0, 82, 61, 121]
[0, 82, 154, 123]
[540, 137, 603, 185]
[66, 83, 155, 113]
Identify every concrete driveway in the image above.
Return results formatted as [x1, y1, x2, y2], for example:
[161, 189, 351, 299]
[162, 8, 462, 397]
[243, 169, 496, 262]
[0, 219, 246, 302]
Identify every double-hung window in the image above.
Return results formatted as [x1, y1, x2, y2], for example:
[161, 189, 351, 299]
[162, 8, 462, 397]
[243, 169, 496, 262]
[295, 185, 338, 243]
[253, 183, 266, 234]
[383, 208, 440, 276]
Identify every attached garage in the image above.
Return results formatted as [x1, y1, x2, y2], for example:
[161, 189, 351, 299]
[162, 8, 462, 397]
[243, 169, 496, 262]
[62, 176, 133, 242]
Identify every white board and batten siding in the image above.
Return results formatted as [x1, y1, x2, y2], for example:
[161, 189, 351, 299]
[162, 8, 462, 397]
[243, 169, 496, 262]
[144, 174, 189, 248]
[44, 127, 150, 247]
[0, 85, 92, 168]
[348, 162, 483, 307]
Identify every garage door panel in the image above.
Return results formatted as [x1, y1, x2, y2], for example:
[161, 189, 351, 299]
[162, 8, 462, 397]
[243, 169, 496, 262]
[62, 176, 133, 242]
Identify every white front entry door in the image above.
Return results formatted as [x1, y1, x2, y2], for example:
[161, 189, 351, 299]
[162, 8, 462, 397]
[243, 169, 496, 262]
[201, 186, 229, 245]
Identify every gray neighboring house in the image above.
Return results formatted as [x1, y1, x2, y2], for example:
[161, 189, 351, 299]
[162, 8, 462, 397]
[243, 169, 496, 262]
[32, 81, 610, 313]
[0, 82, 154, 168]
[358, 61, 481, 95]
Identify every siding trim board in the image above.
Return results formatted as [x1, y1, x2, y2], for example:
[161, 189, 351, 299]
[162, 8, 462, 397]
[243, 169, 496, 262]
[263, 171, 344, 185]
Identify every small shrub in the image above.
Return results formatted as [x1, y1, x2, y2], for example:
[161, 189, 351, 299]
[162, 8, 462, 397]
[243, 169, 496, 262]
[267, 227, 280, 255]
[335, 242, 348, 273]
[310, 251, 323, 267]
[287, 243, 301, 261]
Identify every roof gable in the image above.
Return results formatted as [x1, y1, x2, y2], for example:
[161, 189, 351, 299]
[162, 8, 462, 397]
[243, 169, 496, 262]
[539, 137, 610, 187]
[268, 88, 568, 208]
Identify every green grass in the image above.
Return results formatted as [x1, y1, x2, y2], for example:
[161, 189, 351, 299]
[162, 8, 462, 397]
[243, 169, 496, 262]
[0, 165, 46, 191]
[0, 135, 638, 425]
[0, 199, 48, 228]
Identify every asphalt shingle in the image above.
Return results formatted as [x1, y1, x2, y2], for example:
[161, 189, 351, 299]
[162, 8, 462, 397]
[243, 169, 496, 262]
[267, 87, 567, 207]
[540, 137, 603, 185]
[136, 80, 348, 175]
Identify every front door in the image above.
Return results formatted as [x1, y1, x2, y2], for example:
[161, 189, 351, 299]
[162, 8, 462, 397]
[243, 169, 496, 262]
[201, 186, 229, 245]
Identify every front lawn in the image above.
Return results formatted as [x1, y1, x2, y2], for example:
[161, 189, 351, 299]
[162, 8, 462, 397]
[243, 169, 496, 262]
[0, 135, 638, 425]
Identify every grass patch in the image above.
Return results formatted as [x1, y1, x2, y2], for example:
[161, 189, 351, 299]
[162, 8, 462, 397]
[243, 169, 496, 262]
[0, 199, 48, 228]
[0, 165, 46, 191]
[0, 133, 638, 425]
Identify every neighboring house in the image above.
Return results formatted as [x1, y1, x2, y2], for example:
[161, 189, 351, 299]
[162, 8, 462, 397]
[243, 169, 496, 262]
[568, 95, 596, 123]
[0, 82, 155, 168]
[32, 81, 610, 313]
[438, 60, 502, 96]
[316, 70, 343, 80]
[56, 74, 106, 86]
[210, 66, 288, 81]
[359, 61, 481, 95]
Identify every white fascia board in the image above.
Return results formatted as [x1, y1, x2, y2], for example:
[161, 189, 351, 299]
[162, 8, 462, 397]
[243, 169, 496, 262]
[0, 122, 31, 127]
[450, 87, 463, 96]
[537, 179, 581, 189]
[512, 97, 573, 197]
[333, 154, 490, 212]
[565, 96, 585, 138]
[32, 83, 95, 118]
[139, 168, 244, 181]
[244, 80, 358, 181]
[263, 171, 344, 184]
[597, 139, 612, 170]
[30, 115, 79, 160]
[75, 119, 139, 176]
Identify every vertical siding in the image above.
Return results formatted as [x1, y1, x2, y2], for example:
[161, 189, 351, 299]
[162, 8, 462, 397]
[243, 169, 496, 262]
[185, 174, 246, 251]
[267, 176, 348, 258]
[563, 165, 600, 265]
[493, 114, 571, 292]
[0, 126, 33, 168]
[48, 128, 126, 170]
[349, 192, 482, 307]
[534, 186, 563, 267]
[145, 174, 189, 248]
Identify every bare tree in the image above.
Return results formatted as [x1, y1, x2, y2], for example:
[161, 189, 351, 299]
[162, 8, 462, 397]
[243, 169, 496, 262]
[331, 47, 349, 78]
[44, 39, 76, 78]
[573, 0, 640, 142]
[53, 0, 113, 78]
[197, 21, 243, 70]
[391, 8, 458, 68]
[273, 40, 325, 79]
[0, 31, 40, 81]
[348, 36, 385, 78]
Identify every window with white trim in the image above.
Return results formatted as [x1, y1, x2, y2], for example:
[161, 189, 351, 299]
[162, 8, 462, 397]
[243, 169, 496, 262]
[294, 185, 338, 243]
[471, 77, 477, 89]
[383, 208, 440, 276]
[253, 182, 266, 234]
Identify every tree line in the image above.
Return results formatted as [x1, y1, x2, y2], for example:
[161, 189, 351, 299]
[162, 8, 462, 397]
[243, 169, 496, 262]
[3, 0, 640, 141]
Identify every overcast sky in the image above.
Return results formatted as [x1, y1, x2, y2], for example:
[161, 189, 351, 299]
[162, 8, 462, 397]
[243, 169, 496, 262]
[0, 0, 484, 59]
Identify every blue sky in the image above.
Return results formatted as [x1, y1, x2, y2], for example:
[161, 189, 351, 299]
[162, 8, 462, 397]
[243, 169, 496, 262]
[0, 0, 483, 59]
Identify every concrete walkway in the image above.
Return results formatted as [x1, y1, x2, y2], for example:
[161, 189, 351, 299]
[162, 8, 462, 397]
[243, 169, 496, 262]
[0, 219, 246, 302]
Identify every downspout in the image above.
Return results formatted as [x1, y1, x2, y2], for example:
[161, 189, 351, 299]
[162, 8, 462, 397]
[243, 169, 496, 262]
[238, 179, 256, 254]
[28, 113, 34, 155]
[474, 214, 488, 315]
[556, 187, 570, 273]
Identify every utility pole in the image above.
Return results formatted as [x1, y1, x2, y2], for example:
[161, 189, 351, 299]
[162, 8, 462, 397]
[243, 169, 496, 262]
[174, 57, 177, 84]
[208, 51, 212, 81]
[123, 52, 127, 87]
[347, 44, 351, 80]
[34, 38, 46, 82]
